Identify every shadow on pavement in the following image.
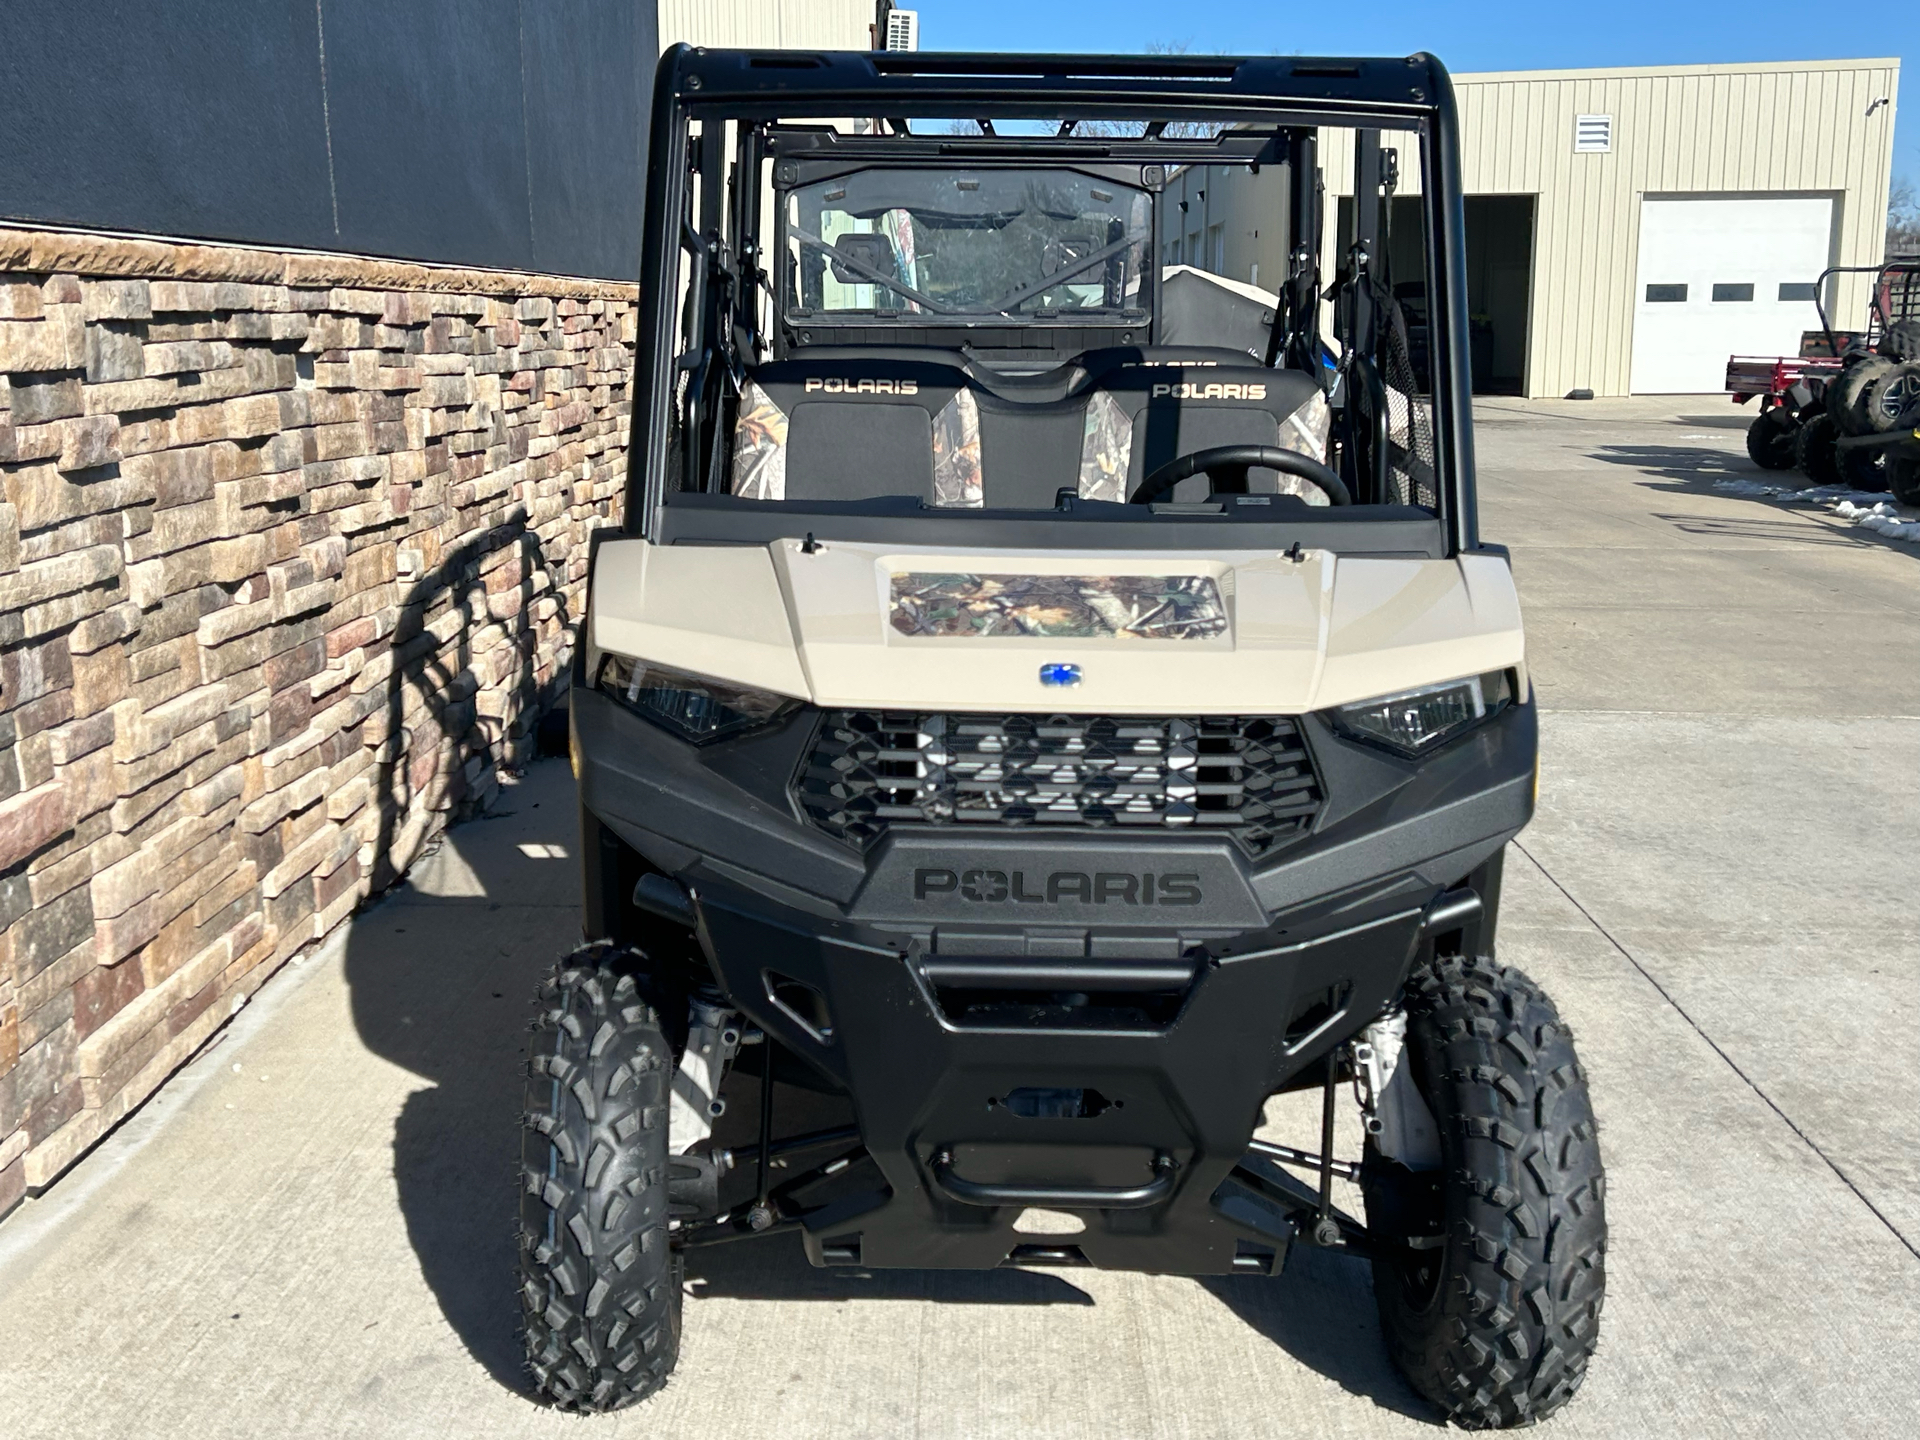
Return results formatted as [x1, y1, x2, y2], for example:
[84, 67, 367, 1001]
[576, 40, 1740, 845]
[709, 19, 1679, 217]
[349, 905, 538, 1396]
[687, 1062, 1436, 1418]
[1584, 444, 1920, 555]
[1201, 1249, 1443, 1425]
[1670, 412, 1751, 429]
[1586, 443, 1753, 488]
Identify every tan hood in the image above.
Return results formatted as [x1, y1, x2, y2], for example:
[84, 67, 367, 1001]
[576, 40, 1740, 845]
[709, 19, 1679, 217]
[589, 537, 1525, 715]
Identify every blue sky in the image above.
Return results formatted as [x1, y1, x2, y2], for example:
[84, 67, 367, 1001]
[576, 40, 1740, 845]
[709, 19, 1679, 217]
[913, 3, 1918, 191]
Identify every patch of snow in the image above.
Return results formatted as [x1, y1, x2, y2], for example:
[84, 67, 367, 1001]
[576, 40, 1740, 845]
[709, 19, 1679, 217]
[1713, 477, 1920, 542]
[1835, 500, 1920, 542]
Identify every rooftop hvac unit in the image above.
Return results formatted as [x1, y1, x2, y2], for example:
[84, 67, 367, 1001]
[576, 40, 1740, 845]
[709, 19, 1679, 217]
[885, 8, 919, 51]
[1574, 114, 1613, 153]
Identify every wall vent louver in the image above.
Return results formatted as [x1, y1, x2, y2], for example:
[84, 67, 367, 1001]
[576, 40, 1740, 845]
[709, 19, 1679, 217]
[1574, 114, 1613, 153]
[884, 9, 919, 51]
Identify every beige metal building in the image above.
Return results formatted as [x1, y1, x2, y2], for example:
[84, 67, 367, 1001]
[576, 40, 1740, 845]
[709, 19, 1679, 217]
[1164, 58, 1901, 396]
[656, 0, 875, 51]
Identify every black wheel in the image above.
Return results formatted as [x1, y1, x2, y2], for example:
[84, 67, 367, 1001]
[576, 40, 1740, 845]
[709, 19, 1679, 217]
[520, 944, 680, 1411]
[1364, 955, 1607, 1430]
[1744, 407, 1798, 469]
[1826, 356, 1891, 433]
[1840, 445, 1892, 493]
[1794, 413, 1843, 487]
[1889, 456, 1920, 506]
[1860, 360, 1920, 432]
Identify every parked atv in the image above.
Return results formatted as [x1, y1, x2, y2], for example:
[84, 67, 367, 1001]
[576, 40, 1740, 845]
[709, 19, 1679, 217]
[1732, 261, 1920, 498]
[521, 47, 1607, 1429]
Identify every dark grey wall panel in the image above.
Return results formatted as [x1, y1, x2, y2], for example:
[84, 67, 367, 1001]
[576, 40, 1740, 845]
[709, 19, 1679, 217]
[0, 0, 653, 279]
[320, 1, 534, 271]
[521, 1, 648, 282]
[0, 1, 337, 246]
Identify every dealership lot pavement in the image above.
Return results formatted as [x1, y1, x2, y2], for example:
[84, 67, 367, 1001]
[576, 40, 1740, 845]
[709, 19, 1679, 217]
[0, 398, 1915, 1439]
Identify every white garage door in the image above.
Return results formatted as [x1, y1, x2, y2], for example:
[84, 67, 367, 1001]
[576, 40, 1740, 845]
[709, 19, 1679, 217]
[1629, 196, 1833, 394]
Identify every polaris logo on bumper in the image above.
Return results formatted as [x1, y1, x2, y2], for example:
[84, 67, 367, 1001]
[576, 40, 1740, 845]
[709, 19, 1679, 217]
[914, 869, 1202, 906]
[856, 840, 1262, 928]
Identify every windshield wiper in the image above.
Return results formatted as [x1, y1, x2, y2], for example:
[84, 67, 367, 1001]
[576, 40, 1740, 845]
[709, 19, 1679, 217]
[791, 231, 970, 316]
[979, 233, 1139, 315]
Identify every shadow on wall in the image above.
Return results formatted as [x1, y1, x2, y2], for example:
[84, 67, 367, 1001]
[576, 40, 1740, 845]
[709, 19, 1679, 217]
[341, 516, 576, 1394]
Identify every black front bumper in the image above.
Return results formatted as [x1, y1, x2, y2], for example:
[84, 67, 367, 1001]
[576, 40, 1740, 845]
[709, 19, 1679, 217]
[573, 686, 1535, 1275]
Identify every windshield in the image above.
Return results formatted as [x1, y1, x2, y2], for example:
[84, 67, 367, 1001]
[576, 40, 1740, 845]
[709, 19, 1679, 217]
[786, 168, 1154, 320]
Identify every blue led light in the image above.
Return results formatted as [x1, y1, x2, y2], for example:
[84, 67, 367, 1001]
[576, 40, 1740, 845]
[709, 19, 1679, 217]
[1039, 662, 1082, 688]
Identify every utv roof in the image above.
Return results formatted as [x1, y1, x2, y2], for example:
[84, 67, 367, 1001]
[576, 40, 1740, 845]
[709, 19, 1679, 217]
[664, 48, 1457, 130]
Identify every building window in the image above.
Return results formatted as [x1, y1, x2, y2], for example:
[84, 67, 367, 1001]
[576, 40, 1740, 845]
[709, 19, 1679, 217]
[1207, 224, 1224, 274]
[1645, 284, 1687, 302]
[1574, 114, 1612, 153]
[1711, 283, 1755, 302]
[1778, 282, 1817, 302]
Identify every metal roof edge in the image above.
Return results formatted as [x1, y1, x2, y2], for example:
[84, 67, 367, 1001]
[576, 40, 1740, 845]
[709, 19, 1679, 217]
[1450, 56, 1901, 85]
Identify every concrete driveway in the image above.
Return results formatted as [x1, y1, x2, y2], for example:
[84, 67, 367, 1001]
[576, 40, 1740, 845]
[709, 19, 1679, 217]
[1, 398, 1915, 1438]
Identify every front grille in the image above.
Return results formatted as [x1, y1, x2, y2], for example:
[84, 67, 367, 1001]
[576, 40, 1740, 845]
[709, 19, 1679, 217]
[796, 712, 1322, 857]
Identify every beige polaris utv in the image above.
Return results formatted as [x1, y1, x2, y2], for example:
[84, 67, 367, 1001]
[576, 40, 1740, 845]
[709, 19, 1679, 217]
[521, 44, 1606, 1428]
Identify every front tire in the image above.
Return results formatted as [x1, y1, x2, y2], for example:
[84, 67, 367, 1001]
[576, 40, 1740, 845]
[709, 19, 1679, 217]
[1744, 406, 1798, 469]
[1365, 956, 1607, 1429]
[520, 944, 680, 1411]
[1840, 446, 1892, 493]
[1889, 455, 1920, 507]
[1795, 413, 1842, 487]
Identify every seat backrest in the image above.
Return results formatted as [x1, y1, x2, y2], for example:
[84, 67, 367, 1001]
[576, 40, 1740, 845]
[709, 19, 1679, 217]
[730, 358, 981, 505]
[730, 354, 1330, 510]
[1080, 363, 1328, 502]
[972, 392, 1097, 509]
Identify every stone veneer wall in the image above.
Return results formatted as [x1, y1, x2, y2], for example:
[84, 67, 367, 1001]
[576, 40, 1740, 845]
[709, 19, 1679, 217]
[0, 226, 635, 1212]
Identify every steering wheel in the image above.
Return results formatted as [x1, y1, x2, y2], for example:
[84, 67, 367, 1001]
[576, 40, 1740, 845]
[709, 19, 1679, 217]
[1130, 445, 1352, 507]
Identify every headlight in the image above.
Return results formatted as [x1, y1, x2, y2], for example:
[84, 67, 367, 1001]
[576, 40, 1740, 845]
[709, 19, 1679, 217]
[1332, 670, 1515, 758]
[595, 653, 796, 743]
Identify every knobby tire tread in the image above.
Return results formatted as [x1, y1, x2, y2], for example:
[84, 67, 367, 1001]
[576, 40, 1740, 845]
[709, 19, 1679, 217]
[1794, 414, 1842, 488]
[1744, 408, 1797, 470]
[1371, 955, 1607, 1430]
[518, 942, 681, 1412]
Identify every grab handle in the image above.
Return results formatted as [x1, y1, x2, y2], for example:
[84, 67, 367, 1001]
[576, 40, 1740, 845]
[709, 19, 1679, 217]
[928, 1149, 1177, 1209]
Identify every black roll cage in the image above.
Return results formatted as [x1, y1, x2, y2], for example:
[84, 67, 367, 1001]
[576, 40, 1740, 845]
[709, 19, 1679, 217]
[627, 46, 1481, 554]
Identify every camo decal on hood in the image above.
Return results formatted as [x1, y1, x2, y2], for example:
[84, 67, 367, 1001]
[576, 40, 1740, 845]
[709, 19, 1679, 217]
[888, 572, 1228, 639]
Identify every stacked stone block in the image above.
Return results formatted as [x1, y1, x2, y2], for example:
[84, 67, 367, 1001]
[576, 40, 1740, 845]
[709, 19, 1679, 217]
[0, 227, 634, 1213]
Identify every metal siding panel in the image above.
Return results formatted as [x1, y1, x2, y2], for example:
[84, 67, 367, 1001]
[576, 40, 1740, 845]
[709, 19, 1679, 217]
[658, 0, 870, 49]
[1757, 72, 1780, 190]
[1152, 60, 1899, 396]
